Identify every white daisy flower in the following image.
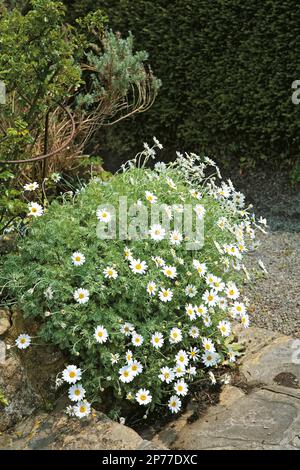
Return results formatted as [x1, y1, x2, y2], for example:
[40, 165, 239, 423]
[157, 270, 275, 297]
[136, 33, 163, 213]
[217, 320, 231, 337]
[188, 347, 199, 362]
[202, 289, 219, 307]
[15, 333, 31, 350]
[121, 323, 135, 336]
[71, 252, 86, 266]
[147, 281, 157, 296]
[194, 304, 207, 317]
[103, 266, 118, 279]
[158, 288, 173, 302]
[185, 284, 198, 298]
[111, 353, 120, 364]
[217, 217, 228, 230]
[149, 224, 165, 241]
[136, 389, 152, 405]
[174, 379, 188, 396]
[130, 258, 148, 274]
[145, 191, 157, 204]
[152, 256, 166, 267]
[119, 366, 135, 383]
[68, 383, 86, 402]
[124, 246, 133, 261]
[187, 366, 197, 378]
[208, 371, 217, 385]
[73, 288, 89, 304]
[94, 325, 108, 344]
[225, 283, 240, 300]
[241, 313, 250, 328]
[132, 333, 144, 347]
[125, 349, 134, 363]
[203, 314, 212, 327]
[169, 230, 183, 245]
[74, 401, 91, 418]
[51, 172, 61, 183]
[151, 332, 164, 349]
[218, 297, 228, 310]
[166, 177, 176, 189]
[129, 361, 143, 376]
[227, 349, 237, 362]
[62, 365, 82, 384]
[232, 301, 246, 317]
[169, 327, 182, 344]
[189, 326, 200, 338]
[212, 276, 225, 292]
[202, 351, 220, 367]
[175, 350, 189, 366]
[190, 189, 202, 200]
[28, 202, 43, 217]
[159, 367, 175, 384]
[194, 204, 206, 219]
[206, 273, 215, 286]
[202, 337, 216, 353]
[162, 265, 177, 279]
[24, 181, 39, 191]
[96, 208, 111, 222]
[193, 260, 207, 276]
[174, 364, 186, 377]
[185, 303, 196, 321]
[168, 395, 182, 414]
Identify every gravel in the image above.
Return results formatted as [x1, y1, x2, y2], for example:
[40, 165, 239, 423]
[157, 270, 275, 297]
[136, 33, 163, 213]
[245, 231, 300, 338]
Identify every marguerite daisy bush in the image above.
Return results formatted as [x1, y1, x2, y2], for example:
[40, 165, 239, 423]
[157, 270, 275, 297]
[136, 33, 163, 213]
[1, 141, 267, 419]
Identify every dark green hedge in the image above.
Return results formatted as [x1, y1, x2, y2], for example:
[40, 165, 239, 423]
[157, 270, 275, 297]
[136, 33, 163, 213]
[65, 0, 300, 168]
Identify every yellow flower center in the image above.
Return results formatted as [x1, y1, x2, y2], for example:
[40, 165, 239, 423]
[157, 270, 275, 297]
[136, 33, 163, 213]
[98, 331, 103, 337]
[163, 291, 168, 297]
[75, 389, 81, 396]
[208, 295, 214, 302]
[178, 385, 183, 392]
[79, 406, 86, 413]
[75, 256, 81, 261]
[140, 394, 147, 401]
[32, 207, 37, 213]
[136, 264, 141, 270]
[69, 371, 76, 378]
[79, 293, 84, 299]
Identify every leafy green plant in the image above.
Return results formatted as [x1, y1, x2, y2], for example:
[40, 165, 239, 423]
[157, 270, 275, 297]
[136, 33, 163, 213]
[0, 0, 160, 237]
[1, 142, 267, 419]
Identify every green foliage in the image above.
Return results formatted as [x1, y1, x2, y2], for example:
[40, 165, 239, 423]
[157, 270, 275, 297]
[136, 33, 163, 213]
[0, 0, 159, 236]
[64, 0, 300, 169]
[1, 146, 261, 417]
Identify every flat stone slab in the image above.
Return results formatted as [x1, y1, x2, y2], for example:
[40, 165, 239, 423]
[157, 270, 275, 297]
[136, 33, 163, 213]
[153, 327, 300, 450]
[0, 410, 166, 450]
